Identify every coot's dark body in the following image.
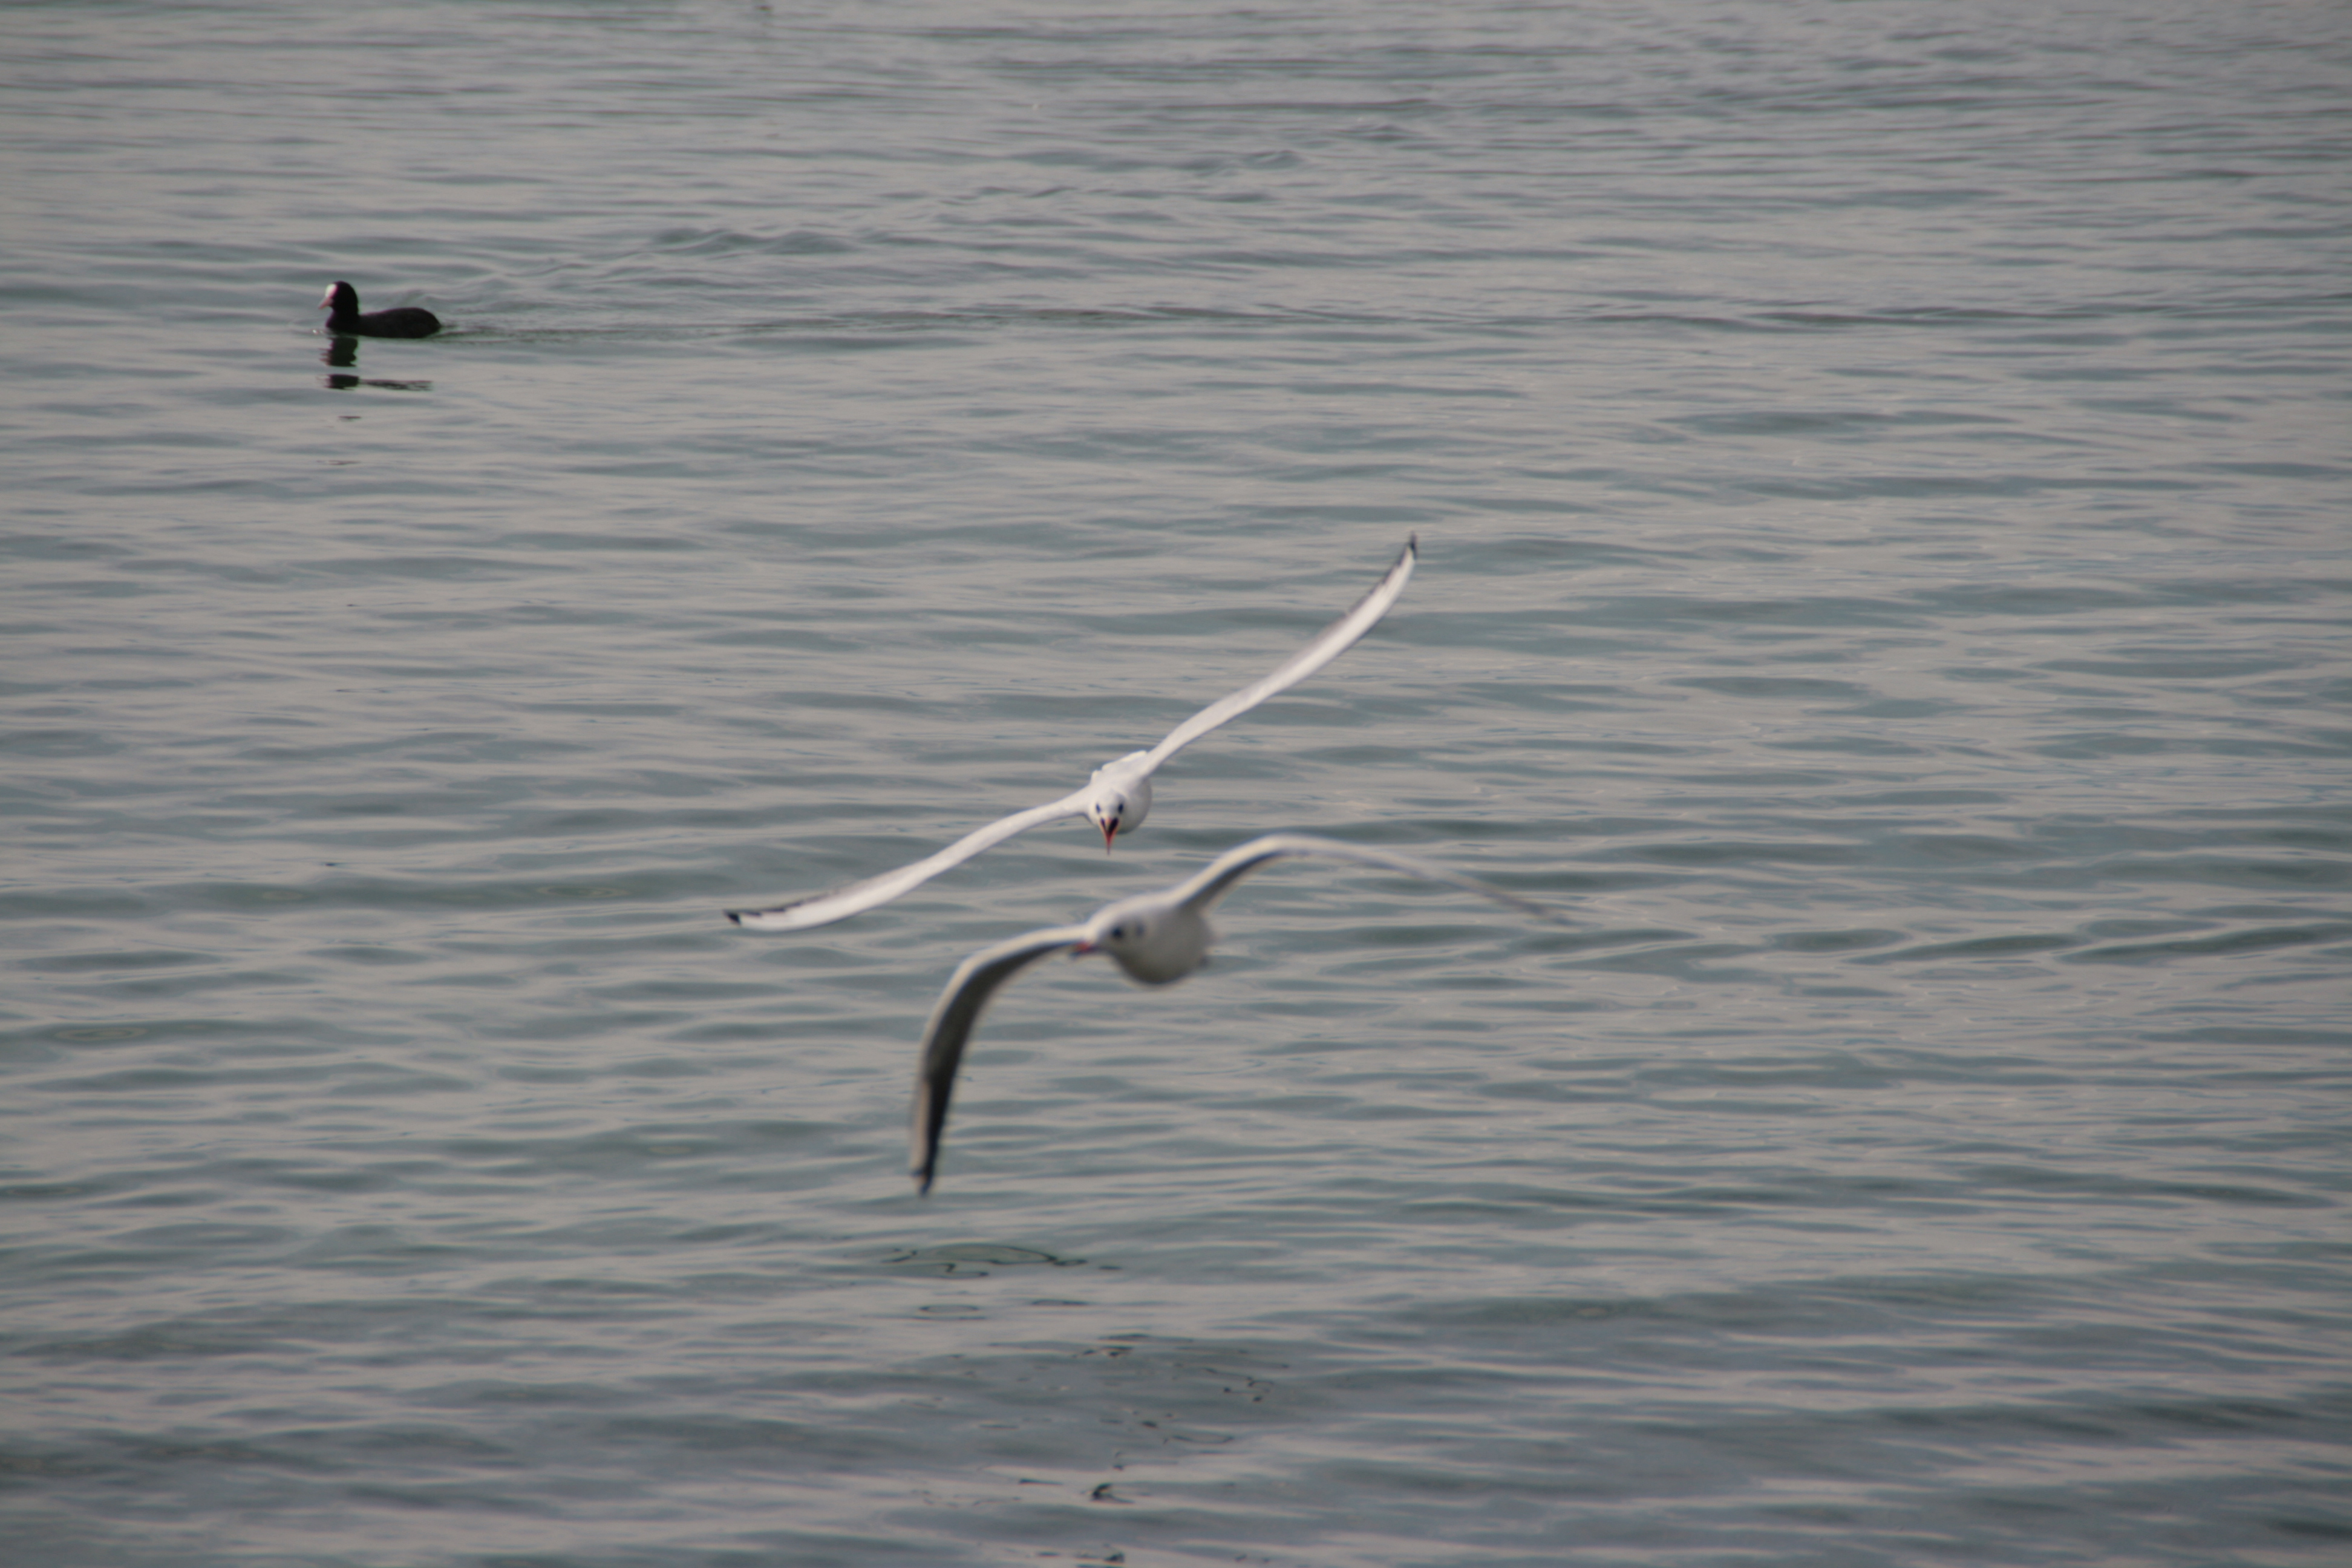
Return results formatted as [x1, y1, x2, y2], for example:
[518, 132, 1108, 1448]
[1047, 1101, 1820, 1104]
[319, 280, 441, 338]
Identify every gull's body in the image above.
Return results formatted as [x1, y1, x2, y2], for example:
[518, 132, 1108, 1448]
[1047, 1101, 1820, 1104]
[728, 538, 1416, 933]
[908, 832, 1567, 1193]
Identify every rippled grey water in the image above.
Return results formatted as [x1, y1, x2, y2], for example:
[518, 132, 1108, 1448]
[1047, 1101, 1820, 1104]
[4, 2, 2348, 1564]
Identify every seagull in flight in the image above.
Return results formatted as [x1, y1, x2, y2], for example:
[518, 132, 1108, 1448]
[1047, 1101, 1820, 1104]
[728, 538, 1417, 933]
[907, 832, 1567, 1193]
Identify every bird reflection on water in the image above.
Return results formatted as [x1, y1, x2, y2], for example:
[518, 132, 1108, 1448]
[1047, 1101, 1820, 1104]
[319, 339, 431, 392]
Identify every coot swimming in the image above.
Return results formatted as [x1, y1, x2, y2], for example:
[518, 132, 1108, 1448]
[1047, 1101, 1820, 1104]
[319, 281, 441, 338]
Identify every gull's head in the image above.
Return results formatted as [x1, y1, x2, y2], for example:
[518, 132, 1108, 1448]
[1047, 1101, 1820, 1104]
[1076, 910, 1146, 959]
[1081, 762, 1152, 852]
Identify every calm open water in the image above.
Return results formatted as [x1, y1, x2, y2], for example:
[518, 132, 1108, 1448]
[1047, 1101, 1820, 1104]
[3, 3, 2348, 1565]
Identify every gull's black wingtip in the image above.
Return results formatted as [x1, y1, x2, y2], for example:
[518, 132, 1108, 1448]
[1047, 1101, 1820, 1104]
[724, 910, 745, 926]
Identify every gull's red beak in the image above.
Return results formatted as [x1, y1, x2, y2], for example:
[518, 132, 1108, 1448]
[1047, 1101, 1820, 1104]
[1100, 821, 1117, 851]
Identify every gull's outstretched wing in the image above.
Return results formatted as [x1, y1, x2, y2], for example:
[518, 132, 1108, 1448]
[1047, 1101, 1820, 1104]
[727, 786, 1093, 932]
[1169, 832, 1570, 925]
[910, 923, 1091, 1194]
[1137, 536, 1416, 772]
[911, 834, 1569, 1192]
[728, 537, 1415, 935]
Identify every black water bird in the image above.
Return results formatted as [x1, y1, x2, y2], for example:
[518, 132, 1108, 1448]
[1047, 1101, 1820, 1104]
[318, 280, 441, 338]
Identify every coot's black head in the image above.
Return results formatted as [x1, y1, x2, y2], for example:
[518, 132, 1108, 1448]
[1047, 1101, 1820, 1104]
[321, 280, 359, 317]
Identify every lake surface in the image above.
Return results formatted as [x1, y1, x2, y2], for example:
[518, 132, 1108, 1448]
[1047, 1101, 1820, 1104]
[3, 3, 2348, 1564]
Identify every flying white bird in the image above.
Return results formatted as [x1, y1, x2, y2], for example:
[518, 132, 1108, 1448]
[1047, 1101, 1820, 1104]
[728, 538, 1417, 933]
[907, 832, 1568, 1193]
